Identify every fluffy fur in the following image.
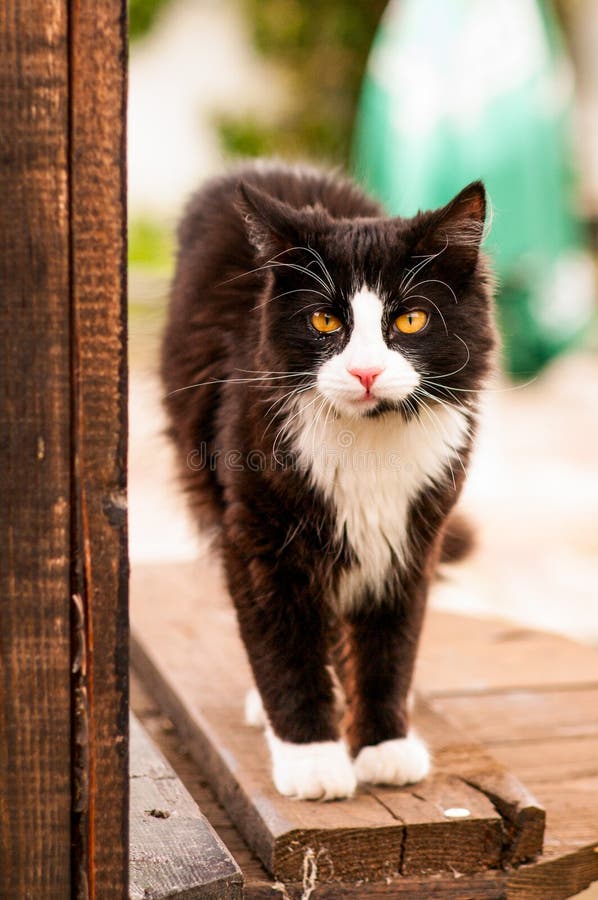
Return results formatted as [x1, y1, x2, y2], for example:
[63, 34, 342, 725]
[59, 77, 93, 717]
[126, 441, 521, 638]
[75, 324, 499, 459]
[162, 161, 496, 800]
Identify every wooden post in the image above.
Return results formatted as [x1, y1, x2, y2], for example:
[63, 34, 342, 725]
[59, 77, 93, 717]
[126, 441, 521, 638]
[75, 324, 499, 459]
[0, 2, 128, 896]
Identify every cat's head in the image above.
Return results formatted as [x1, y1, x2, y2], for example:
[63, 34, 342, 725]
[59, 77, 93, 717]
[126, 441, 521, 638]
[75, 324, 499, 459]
[237, 180, 496, 421]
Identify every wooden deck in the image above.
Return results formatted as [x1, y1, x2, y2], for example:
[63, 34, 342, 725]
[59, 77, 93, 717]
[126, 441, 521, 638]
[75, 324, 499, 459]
[130, 713, 242, 898]
[130, 557, 598, 898]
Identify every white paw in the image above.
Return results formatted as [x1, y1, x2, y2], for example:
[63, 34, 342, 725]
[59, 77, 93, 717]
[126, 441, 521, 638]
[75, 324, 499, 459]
[244, 687, 267, 728]
[266, 729, 357, 801]
[354, 733, 430, 786]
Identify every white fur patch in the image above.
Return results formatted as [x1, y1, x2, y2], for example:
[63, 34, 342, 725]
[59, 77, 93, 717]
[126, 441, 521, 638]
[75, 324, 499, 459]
[291, 284, 470, 610]
[244, 687, 267, 728]
[354, 733, 430, 786]
[293, 396, 469, 610]
[317, 288, 420, 417]
[266, 729, 356, 800]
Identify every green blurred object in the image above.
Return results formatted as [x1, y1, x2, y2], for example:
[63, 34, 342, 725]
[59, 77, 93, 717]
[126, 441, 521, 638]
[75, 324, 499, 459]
[129, 0, 170, 41]
[129, 218, 174, 273]
[353, 0, 594, 377]
[218, 0, 386, 164]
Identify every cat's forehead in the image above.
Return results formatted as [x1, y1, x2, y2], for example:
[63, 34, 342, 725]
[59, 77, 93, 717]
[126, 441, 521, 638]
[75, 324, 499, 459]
[319, 219, 409, 256]
[315, 220, 414, 295]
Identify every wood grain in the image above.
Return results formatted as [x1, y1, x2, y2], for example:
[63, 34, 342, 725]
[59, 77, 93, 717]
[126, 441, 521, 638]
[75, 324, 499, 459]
[131, 673, 509, 900]
[489, 735, 598, 784]
[418, 611, 598, 697]
[131, 655, 598, 898]
[129, 713, 242, 899]
[0, 3, 72, 895]
[68, 0, 129, 893]
[1, 1, 128, 893]
[505, 843, 598, 900]
[130, 559, 545, 884]
[245, 876, 507, 898]
[432, 688, 598, 746]
[409, 699, 545, 866]
[374, 775, 503, 875]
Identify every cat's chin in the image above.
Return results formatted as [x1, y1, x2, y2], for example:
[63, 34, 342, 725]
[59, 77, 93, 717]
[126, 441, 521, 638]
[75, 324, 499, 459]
[331, 397, 406, 420]
[327, 395, 386, 419]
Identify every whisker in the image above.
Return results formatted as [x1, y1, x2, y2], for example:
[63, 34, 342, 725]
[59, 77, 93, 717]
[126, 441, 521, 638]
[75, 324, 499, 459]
[404, 277, 458, 305]
[252, 286, 330, 311]
[414, 389, 468, 481]
[421, 375, 539, 395]
[236, 368, 312, 376]
[400, 235, 449, 294]
[289, 300, 335, 319]
[307, 395, 330, 455]
[216, 246, 332, 294]
[306, 245, 335, 293]
[280, 516, 307, 552]
[272, 391, 320, 459]
[167, 371, 311, 397]
[419, 399, 459, 489]
[261, 384, 316, 439]
[428, 334, 471, 380]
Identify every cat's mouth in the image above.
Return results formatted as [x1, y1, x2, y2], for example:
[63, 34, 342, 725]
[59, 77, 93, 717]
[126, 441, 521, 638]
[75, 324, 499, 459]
[341, 389, 418, 419]
[339, 391, 384, 416]
[356, 391, 380, 408]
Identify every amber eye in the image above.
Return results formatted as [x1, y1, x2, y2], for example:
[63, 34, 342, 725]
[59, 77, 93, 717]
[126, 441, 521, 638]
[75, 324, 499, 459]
[394, 310, 429, 334]
[311, 311, 342, 333]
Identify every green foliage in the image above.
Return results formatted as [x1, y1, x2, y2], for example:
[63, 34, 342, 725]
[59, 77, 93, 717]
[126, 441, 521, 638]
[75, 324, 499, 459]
[217, 0, 387, 164]
[129, 0, 171, 41]
[216, 119, 279, 159]
[128, 218, 174, 271]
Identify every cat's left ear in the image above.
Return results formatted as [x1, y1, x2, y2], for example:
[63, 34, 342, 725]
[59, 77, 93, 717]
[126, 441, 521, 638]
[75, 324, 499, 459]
[236, 182, 317, 259]
[415, 181, 486, 274]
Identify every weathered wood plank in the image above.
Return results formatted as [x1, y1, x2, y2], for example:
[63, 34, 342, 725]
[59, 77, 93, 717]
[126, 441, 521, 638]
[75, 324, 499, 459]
[131, 663, 598, 899]
[131, 673, 508, 899]
[0, 2, 72, 895]
[130, 644, 405, 883]
[425, 630, 598, 897]
[130, 560, 545, 883]
[129, 713, 243, 900]
[418, 611, 598, 696]
[528, 778, 598, 851]
[505, 843, 598, 900]
[411, 700, 545, 865]
[374, 775, 503, 875]
[68, 0, 129, 892]
[245, 873, 507, 898]
[489, 735, 598, 784]
[432, 688, 598, 746]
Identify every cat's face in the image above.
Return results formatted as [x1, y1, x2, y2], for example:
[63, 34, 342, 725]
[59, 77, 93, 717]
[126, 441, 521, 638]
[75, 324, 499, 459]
[239, 182, 496, 420]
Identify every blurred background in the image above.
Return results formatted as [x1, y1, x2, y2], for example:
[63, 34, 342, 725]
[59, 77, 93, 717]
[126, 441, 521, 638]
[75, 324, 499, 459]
[128, 0, 598, 651]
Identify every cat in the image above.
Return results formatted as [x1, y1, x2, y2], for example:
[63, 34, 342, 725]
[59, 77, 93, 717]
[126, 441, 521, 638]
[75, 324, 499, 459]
[161, 161, 496, 800]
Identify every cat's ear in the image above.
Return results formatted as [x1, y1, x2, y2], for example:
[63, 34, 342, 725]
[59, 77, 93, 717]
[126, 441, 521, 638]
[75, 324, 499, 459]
[236, 182, 306, 259]
[415, 181, 486, 274]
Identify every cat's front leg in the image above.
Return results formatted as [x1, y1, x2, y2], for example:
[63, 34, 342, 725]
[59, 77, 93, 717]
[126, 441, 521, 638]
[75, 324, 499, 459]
[224, 546, 356, 800]
[344, 589, 430, 787]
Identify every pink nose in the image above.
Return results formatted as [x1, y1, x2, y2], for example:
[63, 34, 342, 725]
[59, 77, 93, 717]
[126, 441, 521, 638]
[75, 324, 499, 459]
[348, 367, 383, 391]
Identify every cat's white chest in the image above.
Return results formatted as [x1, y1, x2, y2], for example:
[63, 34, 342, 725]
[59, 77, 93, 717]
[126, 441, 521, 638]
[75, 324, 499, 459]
[293, 403, 469, 610]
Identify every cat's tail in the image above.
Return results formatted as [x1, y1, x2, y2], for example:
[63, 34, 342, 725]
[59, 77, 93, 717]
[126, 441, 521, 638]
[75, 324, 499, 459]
[440, 512, 475, 564]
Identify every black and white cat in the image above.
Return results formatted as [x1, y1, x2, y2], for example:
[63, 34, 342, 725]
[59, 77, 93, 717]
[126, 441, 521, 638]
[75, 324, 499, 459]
[161, 162, 496, 800]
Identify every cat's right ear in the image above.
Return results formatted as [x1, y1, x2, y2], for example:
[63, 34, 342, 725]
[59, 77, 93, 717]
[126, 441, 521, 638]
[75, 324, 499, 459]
[414, 181, 487, 275]
[236, 182, 304, 259]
